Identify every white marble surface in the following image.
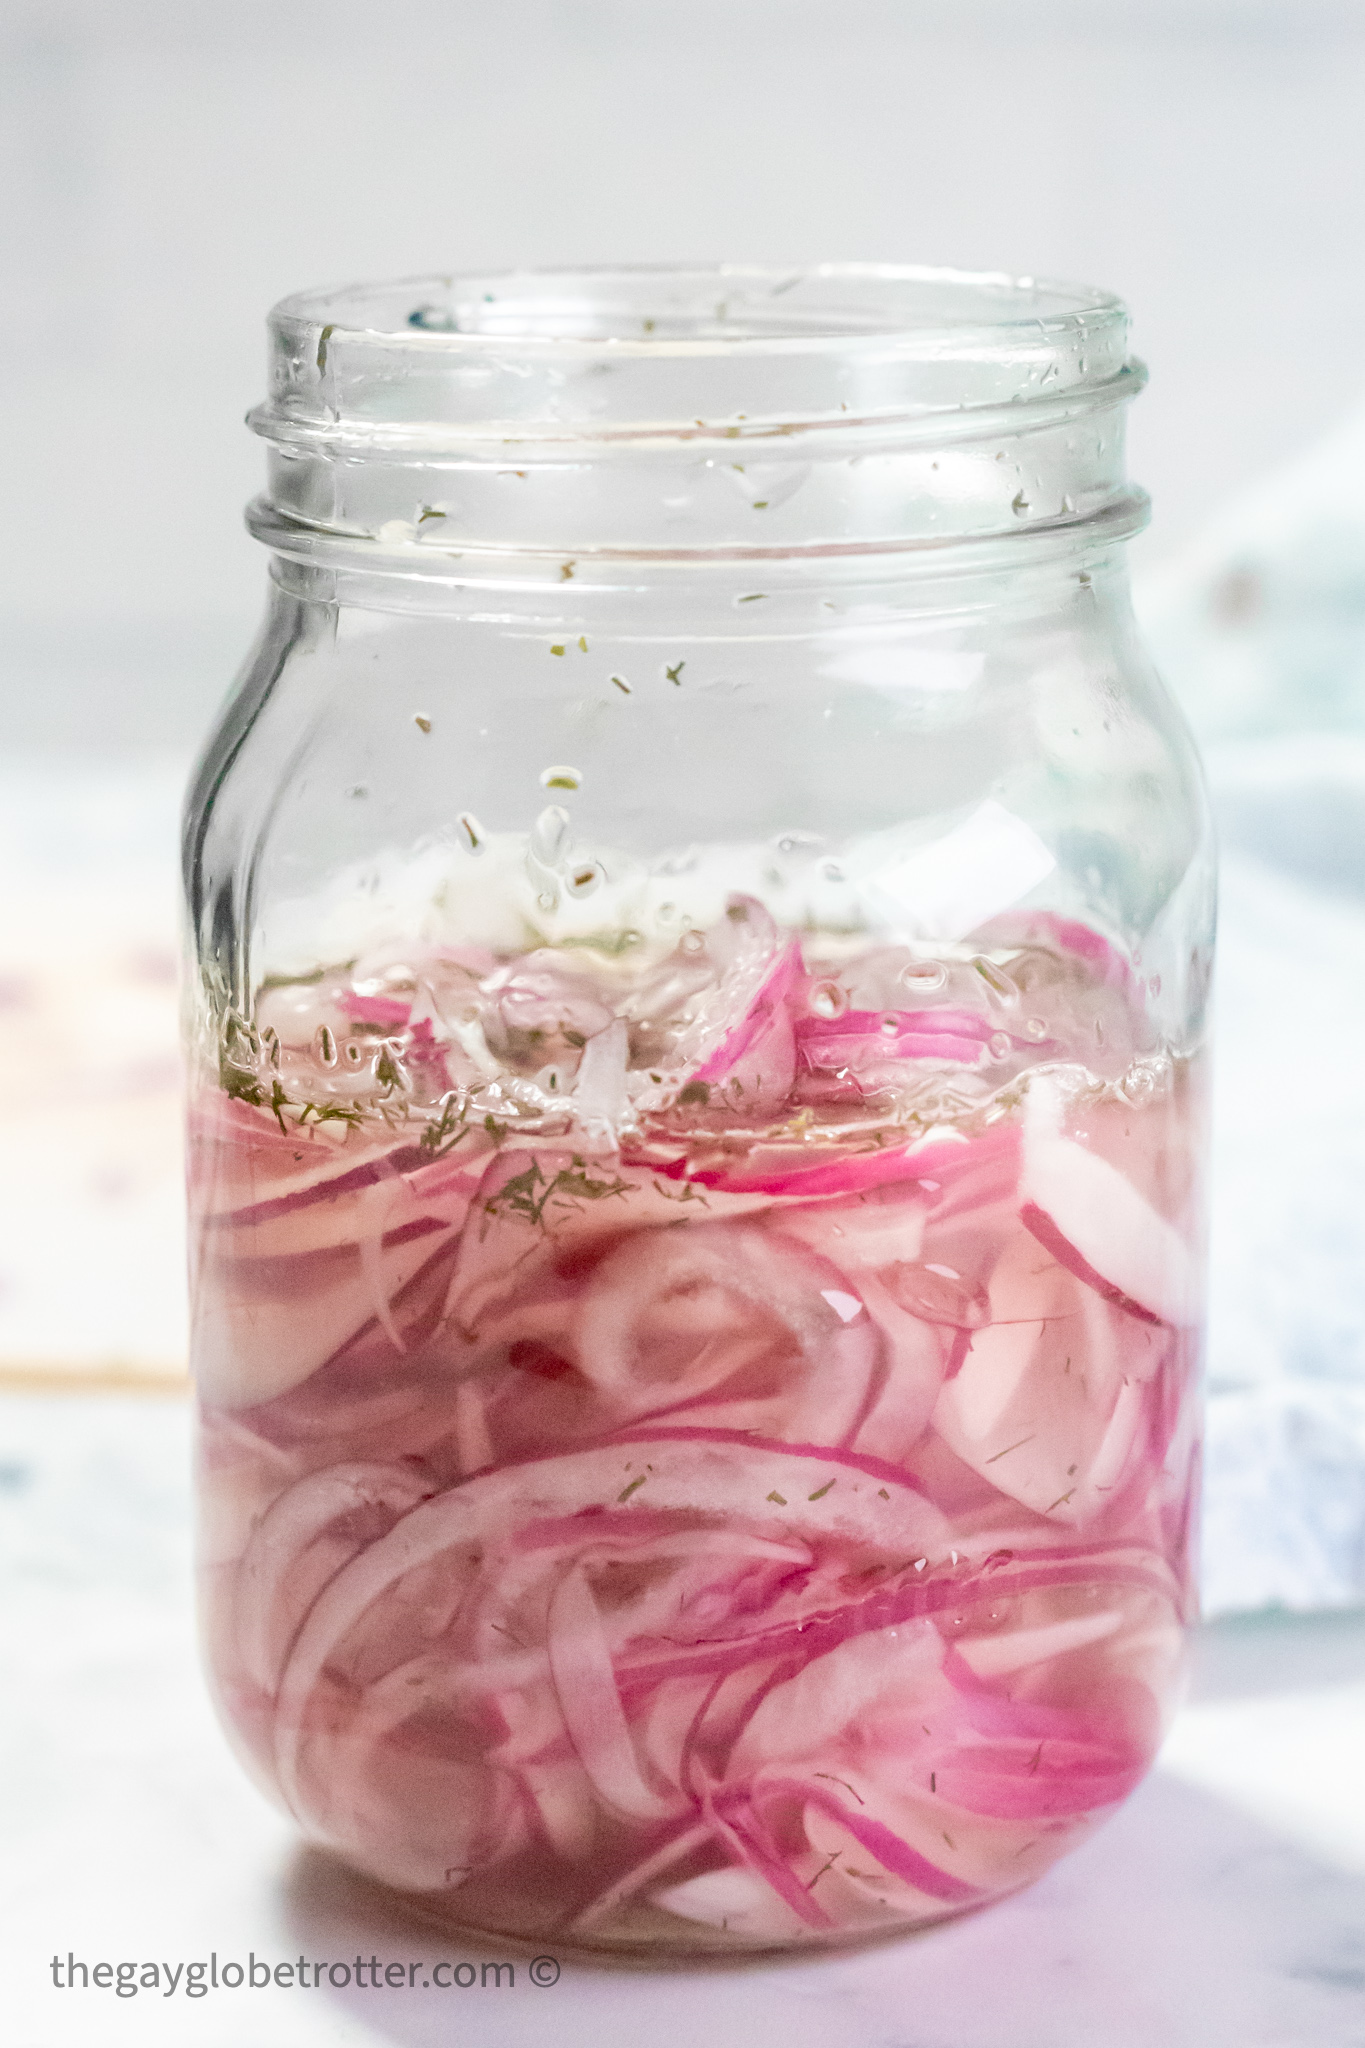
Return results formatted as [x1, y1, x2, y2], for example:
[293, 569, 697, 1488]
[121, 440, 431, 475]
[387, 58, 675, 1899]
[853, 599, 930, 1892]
[1, 1391, 1362, 2048]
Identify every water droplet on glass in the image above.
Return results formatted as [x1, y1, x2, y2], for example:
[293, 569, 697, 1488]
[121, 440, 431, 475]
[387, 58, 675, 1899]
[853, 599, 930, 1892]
[988, 1032, 1011, 1060]
[974, 957, 1018, 1005]
[537, 890, 558, 913]
[681, 930, 705, 954]
[539, 764, 582, 792]
[1148, 973, 1162, 997]
[457, 812, 485, 855]
[1024, 1016, 1047, 1041]
[621, 929, 642, 947]
[821, 860, 845, 883]
[531, 805, 571, 865]
[808, 981, 846, 1020]
[900, 961, 947, 993]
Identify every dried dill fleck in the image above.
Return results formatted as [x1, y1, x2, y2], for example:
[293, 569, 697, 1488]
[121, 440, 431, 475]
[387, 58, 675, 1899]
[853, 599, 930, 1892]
[413, 714, 432, 733]
[677, 1079, 710, 1107]
[737, 592, 767, 603]
[550, 644, 566, 657]
[877, 1487, 891, 1500]
[295, 1099, 365, 1130]
[652, 1178, 709, 1208]
[485, 1155, 628, 1230]
[611, 674, 632, 693]
[665, 660, 686, 685]
[577, 635, 588, 653]
[373, 1043, 405, 1092]
[807, 1478, 835, 1502]
[985, 1434, 1035, 1465]
[752, 500, 769, 510]
[222, 1066, 263, 1110]
[419, 1095, 468, 1156]
[813, 1773, 864, 1805]
[417, 507, 446, 524]
[560, 560, 576, 580]
[316, 323, 334, 374]
[766, 1490, 787, 1506]
[617, 1475, 647, 1503]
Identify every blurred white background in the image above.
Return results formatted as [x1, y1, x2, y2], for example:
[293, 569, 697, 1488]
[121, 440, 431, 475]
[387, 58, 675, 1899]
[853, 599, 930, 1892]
[3, 0, 1365, 1612]
[4, 0, 1365, 748]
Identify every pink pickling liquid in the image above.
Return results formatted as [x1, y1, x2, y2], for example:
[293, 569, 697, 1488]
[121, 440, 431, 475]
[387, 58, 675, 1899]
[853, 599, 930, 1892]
[191, 903, 1204, 1953]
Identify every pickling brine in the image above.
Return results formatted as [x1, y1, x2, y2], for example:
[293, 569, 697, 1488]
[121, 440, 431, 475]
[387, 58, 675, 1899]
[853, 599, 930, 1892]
[187, 265, 1212, 1956]
[192, 896, 1202, 1951]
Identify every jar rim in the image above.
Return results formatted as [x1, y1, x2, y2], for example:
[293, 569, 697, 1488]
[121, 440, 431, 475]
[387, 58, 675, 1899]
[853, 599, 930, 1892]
[257, 263, 1136, 449]
[272, 262, 1125, 360]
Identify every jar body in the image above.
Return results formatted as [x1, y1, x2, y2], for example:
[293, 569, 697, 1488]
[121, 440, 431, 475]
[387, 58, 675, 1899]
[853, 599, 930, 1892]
[187, 536, 1211, 1952]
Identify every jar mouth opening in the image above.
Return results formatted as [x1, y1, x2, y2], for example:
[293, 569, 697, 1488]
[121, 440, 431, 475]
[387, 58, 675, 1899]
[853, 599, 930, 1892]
[258, 263, 1136, 449]
[274, 263, 1124, 358]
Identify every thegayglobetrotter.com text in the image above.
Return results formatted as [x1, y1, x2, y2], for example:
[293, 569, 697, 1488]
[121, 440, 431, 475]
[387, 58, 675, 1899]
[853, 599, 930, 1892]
[49, 1952, 561, 1996]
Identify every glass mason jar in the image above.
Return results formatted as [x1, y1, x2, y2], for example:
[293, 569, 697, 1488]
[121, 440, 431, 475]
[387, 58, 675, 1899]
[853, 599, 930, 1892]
[185, 266, 1213, 1956]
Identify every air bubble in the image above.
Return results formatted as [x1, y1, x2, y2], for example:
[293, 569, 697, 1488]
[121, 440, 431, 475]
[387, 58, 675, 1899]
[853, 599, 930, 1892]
[537, 890, 558, 913]
[531, 805, 571, 865]
[820, 860, 845, 883]
[974, 957, 1018, 1005]
[808, 981, 847, 1021]
[988, 1032, 1011, 1060]
[900, 961, 946, 993]
[681, 930, 705, 954]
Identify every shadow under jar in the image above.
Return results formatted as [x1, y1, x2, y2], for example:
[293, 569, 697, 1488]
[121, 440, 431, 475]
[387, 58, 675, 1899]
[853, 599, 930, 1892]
[185, 265, 1213, 1956]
